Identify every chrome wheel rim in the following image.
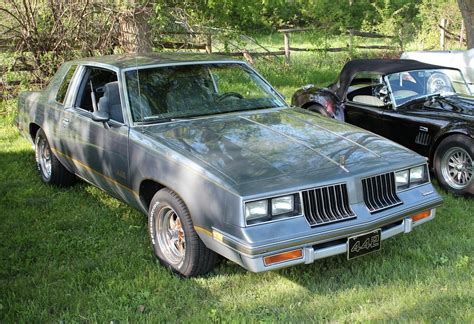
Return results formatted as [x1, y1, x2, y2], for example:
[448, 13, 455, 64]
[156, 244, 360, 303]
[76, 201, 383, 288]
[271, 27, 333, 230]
[156, 206, 186, 266]
[36, 136, 52, 180]
[441, 147, 473, 190]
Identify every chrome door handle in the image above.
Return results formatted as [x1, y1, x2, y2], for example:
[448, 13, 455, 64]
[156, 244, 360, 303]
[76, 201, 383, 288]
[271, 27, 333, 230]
[62, 118, 70, 128]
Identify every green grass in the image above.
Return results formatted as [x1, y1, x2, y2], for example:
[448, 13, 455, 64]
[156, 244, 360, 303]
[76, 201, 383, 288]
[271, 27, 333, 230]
[1, 55, 473, 322]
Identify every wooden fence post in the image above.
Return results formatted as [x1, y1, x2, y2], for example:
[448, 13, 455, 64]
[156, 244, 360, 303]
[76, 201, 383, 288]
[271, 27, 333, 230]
[398, 29, 404, 52]
[348, 29, 354, 56]
[283, 32, 290, 65]
[440, 18, 447, 50]
[205, 34, 212, 54]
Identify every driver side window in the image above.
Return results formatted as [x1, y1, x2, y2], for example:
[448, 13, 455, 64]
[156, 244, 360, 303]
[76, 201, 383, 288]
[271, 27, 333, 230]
[347, 72, 385, 107]
[75, 67, 124, 123]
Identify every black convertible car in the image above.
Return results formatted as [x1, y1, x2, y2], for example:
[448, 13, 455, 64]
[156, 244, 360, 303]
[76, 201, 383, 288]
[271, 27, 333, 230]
[292, 59, 473, 196]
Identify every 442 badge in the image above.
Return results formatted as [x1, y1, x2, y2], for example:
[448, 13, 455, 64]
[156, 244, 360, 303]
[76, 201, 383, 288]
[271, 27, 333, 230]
[347, 229, 381, 260]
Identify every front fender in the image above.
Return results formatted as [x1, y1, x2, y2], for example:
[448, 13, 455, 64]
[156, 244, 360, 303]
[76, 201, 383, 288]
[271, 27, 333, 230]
[430, 121, 474, 160]
[128, 131, 244, 232]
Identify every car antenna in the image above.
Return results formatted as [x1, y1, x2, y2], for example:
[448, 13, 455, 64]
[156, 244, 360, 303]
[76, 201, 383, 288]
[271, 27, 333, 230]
[90, 80, 98, 112]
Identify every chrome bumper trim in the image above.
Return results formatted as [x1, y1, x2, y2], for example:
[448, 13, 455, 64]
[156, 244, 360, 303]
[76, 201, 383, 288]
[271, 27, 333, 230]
[219, 197, 442, 257]
[238, 211, 435, 272]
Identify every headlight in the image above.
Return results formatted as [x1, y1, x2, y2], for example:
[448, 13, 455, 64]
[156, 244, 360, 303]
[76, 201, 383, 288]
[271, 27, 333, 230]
[245, 200, 268, 221]
[245, 194, 301, 225]
[410, 165, 427, 184]
[395, 164, 429, 190]
[272, 195, 294, 215]
[395, 169, 409, 190]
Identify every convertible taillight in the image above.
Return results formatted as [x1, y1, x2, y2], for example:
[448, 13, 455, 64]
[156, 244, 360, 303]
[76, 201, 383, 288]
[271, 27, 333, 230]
[325, 100, 334, 114]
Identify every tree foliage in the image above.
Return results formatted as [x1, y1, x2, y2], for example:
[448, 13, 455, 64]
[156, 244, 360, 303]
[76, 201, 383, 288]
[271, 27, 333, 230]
[0, 0, 155, 81]
[0, 0, 467, 82]
[415, 0, 463, 49]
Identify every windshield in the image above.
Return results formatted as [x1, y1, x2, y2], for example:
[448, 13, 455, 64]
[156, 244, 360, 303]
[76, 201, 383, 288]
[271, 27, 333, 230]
[387, 69, 471, 107]
[125, 63, 286, 122]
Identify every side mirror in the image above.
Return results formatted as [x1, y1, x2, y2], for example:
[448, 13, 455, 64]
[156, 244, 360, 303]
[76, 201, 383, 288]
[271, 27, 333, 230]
[92, 110, 110, 122]
[376, 85, 391, 104]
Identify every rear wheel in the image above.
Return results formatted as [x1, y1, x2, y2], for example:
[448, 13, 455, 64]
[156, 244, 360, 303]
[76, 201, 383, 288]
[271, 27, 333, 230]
[148, 188, 218, 277]
[307, 104, 331, 118]
[434, 134, 473, 196]
[34, 129, 75, 187]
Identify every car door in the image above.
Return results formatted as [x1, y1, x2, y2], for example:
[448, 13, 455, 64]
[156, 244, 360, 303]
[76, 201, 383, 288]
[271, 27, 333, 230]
[344, 101, 386, 135]
[60, 65, 131, 199]
[343, 72, 387, 135]
[378, 72, 442, 157]
[379, 105, 437, 157]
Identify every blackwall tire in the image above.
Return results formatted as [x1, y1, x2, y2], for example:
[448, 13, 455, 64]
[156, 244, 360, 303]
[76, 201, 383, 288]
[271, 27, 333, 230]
[148, 188, 218, 277]
[434, 134, 473, 197]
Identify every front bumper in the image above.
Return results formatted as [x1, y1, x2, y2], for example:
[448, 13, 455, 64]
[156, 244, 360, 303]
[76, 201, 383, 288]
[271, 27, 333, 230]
[199, 202, 439, 273]
[240, 210, 434, 272]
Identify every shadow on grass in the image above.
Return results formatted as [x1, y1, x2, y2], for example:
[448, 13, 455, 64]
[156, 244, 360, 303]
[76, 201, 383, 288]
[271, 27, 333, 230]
[0, 150, 218, 322]
[1, 147, 472, 321]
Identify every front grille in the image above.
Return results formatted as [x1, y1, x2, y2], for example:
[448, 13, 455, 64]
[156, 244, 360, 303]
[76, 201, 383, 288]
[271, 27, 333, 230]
[362, 172, 402, 213]
[302, 184, 355, 226]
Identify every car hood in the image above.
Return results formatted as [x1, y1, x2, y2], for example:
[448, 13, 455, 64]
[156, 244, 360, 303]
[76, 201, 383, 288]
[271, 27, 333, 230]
[426, 95, 474, 117]
[141, 108, 419, 187]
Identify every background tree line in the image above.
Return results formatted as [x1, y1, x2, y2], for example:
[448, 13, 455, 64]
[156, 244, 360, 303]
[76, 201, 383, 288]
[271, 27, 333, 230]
[0, 0, 471, 81]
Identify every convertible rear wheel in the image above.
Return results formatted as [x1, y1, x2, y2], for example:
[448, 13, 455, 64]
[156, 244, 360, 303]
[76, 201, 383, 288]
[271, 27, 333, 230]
[148, 188, 218, 277]
[34, 129, 75, 187]
[434, 134, 473, 196]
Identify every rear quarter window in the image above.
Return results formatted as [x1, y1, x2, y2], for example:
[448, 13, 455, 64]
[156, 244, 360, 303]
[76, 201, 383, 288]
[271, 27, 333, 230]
[56, 65, 78, 104]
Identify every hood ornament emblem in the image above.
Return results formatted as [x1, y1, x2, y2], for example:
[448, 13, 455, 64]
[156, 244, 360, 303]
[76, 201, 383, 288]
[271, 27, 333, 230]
[339, 155, 346, 166]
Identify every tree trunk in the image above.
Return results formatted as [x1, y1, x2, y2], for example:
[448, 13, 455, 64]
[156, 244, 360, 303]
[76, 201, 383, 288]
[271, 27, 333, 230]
[118, 6, 152, 53]
[458, 0, 474, 49]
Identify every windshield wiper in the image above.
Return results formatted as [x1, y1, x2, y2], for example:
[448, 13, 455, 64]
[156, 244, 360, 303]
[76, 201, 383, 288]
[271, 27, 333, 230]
[402, 93, 441, 106]
[137, 117, 190, 125]
[137, 106, 282, 124]
[233, 105, 281, 112]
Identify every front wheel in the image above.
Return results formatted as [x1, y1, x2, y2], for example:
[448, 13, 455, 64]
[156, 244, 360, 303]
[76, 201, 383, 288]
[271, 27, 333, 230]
[148, 188, 218, 277]
[434, 134, 473, 196]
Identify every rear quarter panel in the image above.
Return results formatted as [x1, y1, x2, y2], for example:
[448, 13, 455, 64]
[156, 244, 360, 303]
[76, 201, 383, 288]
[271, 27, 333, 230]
[17, 91, 42, 143]
[292, 86, 334, 108]
[17, 63, 76, 174]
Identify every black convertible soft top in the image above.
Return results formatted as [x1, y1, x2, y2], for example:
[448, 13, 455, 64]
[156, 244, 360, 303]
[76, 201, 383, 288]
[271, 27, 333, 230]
[336, 59, 457, 98]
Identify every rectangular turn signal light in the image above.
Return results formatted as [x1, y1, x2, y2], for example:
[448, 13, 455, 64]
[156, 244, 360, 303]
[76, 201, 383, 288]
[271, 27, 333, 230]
[264, 249, 303, 266]
[411, 210, 431, 222]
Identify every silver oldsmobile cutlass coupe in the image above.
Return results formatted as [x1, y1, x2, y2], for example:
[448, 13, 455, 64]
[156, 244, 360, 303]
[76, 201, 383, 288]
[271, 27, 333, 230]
[16, 54, 443, 277]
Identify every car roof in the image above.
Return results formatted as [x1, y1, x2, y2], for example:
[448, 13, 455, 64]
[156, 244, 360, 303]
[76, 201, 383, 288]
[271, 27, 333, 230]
[336, 59, 459, 98]
[70, 52, 241, 69]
